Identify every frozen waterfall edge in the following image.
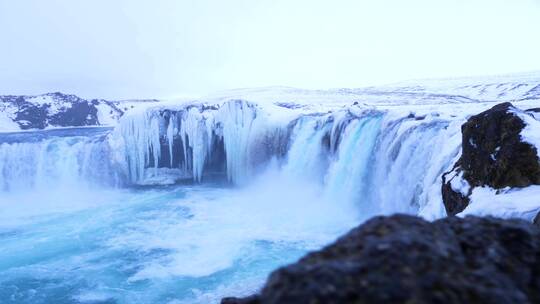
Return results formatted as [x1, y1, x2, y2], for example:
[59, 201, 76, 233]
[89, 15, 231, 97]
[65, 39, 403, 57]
[108, 99, 464, 219]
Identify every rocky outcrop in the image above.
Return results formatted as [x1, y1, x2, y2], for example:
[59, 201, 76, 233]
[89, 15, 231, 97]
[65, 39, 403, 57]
[222, 214, 540, 304]
[0, 92, 125, 130]
[442, 102, 540, 215]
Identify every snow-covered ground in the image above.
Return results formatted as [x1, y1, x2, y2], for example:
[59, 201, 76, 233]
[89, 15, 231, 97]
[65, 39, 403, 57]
[459, 185, 540, 221]
[204, 71, 540, 107]
[2, 71, 540, 132]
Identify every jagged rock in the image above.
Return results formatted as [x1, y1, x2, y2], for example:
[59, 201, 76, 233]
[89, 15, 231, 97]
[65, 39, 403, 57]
[223, 214, 540, 304]
[14, 100, 50, 129]
[442, 102, 540, 215]
[48, 99, 99, 126]
[460, 102, 540, 188]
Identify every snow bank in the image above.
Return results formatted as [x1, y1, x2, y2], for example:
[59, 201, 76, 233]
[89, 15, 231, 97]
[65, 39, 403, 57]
[516, 111, 540, 160]
[459, 186, 540, 222]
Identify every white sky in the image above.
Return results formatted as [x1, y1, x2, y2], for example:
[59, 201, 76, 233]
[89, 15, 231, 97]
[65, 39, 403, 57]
[1, 0, 539, 99]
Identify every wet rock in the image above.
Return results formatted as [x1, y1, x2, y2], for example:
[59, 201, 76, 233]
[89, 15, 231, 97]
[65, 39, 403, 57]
[460, 102, 540, 188]
[442, 102, 540, 215]
[441, 169, 470, 217]
[223, 214, 540, 304]
[221, 296, 260, 304]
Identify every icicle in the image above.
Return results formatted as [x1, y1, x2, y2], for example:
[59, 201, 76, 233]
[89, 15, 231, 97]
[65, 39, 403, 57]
[218, 100, 260, 184]
[167, 114, 175, 168]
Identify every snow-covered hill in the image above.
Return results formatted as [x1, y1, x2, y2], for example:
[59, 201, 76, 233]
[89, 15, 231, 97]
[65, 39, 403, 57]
[385, 71, 540, 102]
[0, 92, 160, 131]
[204, 71, 540, 108]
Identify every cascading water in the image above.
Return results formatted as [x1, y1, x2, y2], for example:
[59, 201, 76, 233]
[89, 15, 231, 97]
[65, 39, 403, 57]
[0, 127, 121, 192]
[106, 101, 465, 219]
[323, 113, 383, 210]
[365, 117, 462, 217]
[281, 116, 333, 181]
[280, 109, 461, 220]
[0, 99, 466, 303]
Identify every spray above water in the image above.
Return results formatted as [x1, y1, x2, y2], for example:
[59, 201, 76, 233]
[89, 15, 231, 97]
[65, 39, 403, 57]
[0, 100, 462, 217]
[0, 99, 466, 303]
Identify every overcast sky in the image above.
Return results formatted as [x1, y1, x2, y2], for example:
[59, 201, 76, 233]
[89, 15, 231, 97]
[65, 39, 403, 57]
[1, 0, 539, 99]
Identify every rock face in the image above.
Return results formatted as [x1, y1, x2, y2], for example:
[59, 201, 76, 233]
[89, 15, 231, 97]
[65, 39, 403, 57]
[222, 214, 540, 304]
[442, 102, 540, 215]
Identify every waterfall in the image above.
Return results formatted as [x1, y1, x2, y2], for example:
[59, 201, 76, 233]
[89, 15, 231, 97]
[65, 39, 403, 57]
[323, 113, 383, 213]
[0, 100, 465, 219]
[281, 116, 333, 181]
[0, 128, 121, 192]
[269, 107, 461, 220]
[354, 117, 462, 218]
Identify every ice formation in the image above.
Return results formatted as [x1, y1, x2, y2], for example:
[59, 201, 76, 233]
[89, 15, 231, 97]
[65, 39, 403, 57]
[1, 72, 540, 221]
[106, 99, 480, 219]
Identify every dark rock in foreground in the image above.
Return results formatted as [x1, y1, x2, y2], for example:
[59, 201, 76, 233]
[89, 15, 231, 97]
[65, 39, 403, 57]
[223, 214, 540, 304]
[442, 102, 540, 215]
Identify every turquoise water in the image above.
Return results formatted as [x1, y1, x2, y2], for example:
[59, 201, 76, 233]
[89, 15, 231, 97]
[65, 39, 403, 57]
[0, 179, 355, 304]
[0, 111, 452, 303]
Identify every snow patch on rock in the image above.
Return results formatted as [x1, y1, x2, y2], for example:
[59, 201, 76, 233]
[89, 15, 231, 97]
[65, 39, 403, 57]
[513, 110, 540, 160]
[459, 186, 540, 222]
[449, 171, 471, 197]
